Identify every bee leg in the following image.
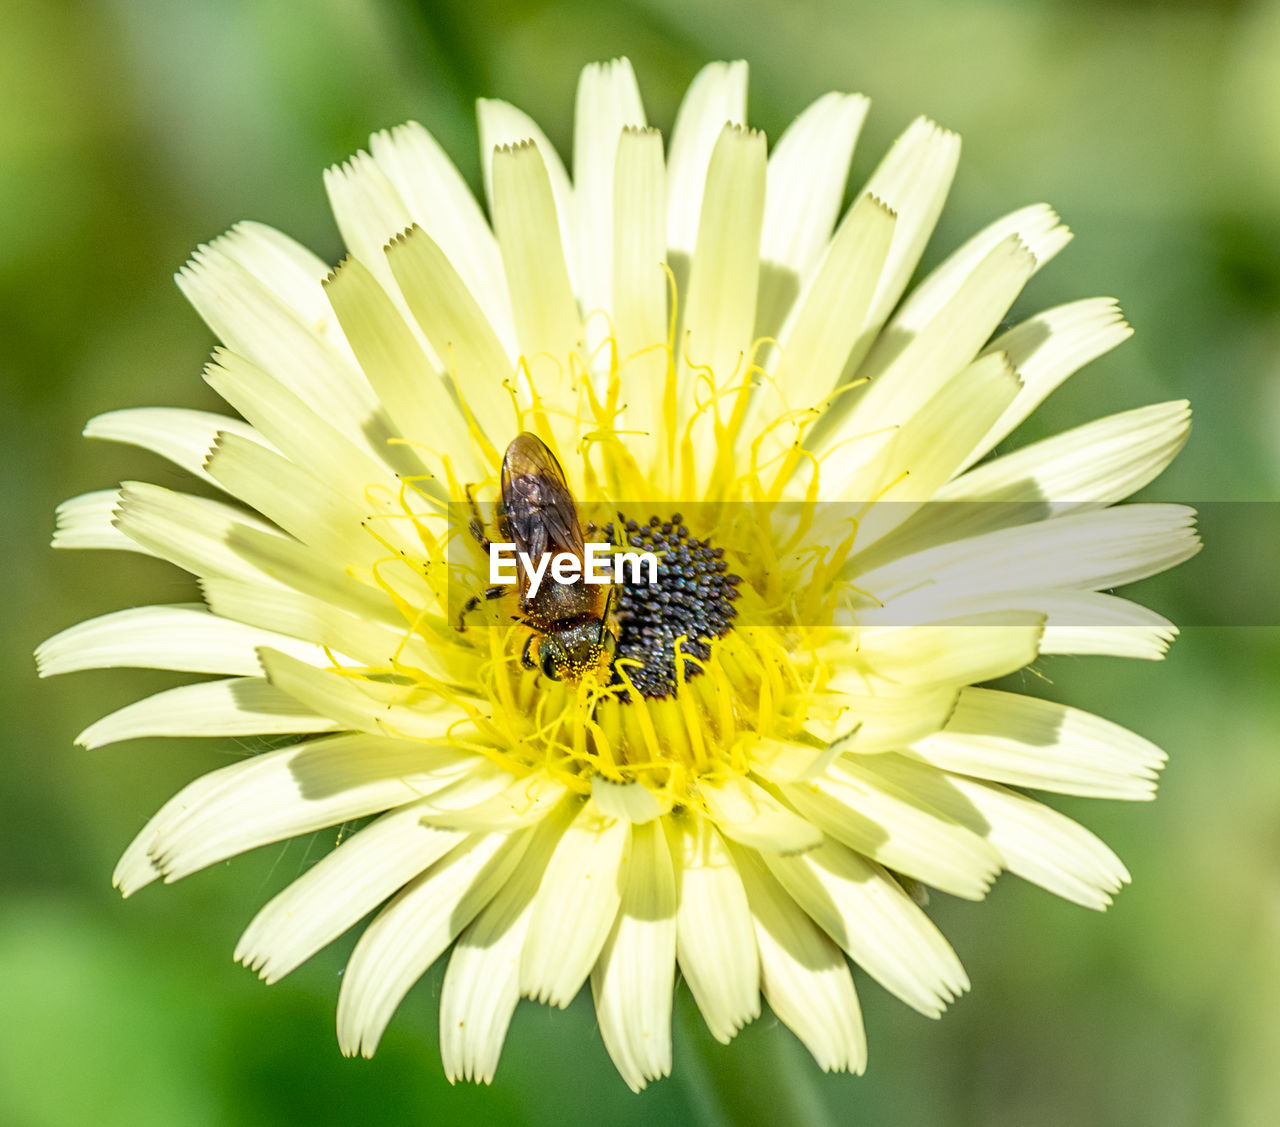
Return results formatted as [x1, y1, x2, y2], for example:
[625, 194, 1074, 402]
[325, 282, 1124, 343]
[463, 484, 492, 552]
[455, 585, 505, 632]
[520, 633, 538, 670]
[455, 595, 482, 632]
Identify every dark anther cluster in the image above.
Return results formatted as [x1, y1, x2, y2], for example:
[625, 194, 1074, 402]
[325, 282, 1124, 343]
[603, 513, 741, 699]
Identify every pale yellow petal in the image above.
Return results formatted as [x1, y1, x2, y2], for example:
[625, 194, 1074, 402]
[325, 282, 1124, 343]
[700, 774, 822, 854]
[968, 297, 1133, 467]
[385, 225, 517, 443]
[611, 126, 669, 472]
[368, 120, 517, 350]
[764, 839, 968, 1016]
[665, 60, 748, 259]
[36, 604, 320, 678]
[784, 757, 1003, 899]
[667, 814, 760, 1043]
[323, 256, 484, 481]
[909, 687, 1165, 800]
[591, 820, 677, 1091]
[76, 677, 336, 751]
[477, 98, 577, 294]
[573, 58, 646, 325]
[732, 845, 866, 1073]
[337, 829, 531, 1057]
[519, 799, 630, 1007]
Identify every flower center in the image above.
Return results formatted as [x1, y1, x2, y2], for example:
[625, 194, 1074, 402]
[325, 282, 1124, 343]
[357, 328, 866, 809]
[605, 512, 741, 699]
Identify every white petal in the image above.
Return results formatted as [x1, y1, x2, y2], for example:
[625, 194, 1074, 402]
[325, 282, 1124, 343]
[590, 775, 663, 824]
[746, 738, 844, 785]
[36, 604, 320, 678]
[679, 123, 766, 384]
[148, 737, 483, 896]
[440, 895, 528, 1085]
[323, 151, 413, 295]
[76, 677, 336, 750]
[939, 400, 1191, 506]
[202, 349, 403, 498]
[477, 97, 577, 295]
[732, 845, 866, 1074]
[439, 802, 572, 1084]
[1038, 595, 1179, 660]
[764, 193, 895, 426]
[678, 124, 767, 485]
[257, 647, 466, 740]
[667, 814, 760, 1043]
[854, 117, 961, 346]
[520, 799, 630, 1007]
[854, 504, 1201, 601]
[801, 685, 959, 754]
[368, 120, 516, 349]
[858, 756, 1130, 909]
[756, 92, 869, 336]
[854, 351, 1022, 502]
[202, 428, 430, 583]
[177, 242, 377, 429]
[763, 92, 869, 281]
[52, 489, 154, 556]
[136, 737, 483, 891]
[200, 520, 401, 627]
[840, 612, 1045, 690]
[113, 830, 165, 897]
[665, 60, 748, 259]
[908, 687, 1165, 800]
[783, 757, 1003, 900]
[200, 576, 457, 681]
[385, 225, 517, 441]
[573, 58, 646, 324]
[885, 203, 1070, 347]
[204, 433, 385, 565]
[210, 221, 340, 337]
[591, 820, 677, 1091]
[853, 402, 1193, 577]
[84, 407, 267, 488]
[588, 768, 665, 824]
[861, 588, 1177, 661]
[491, 141, 581, 373]
[322, 256, 483, 481]
[764, 839, 968, 1016]
[841, 352, 1021, 550]
[421, 772, 567, 832]
[962, 781, 1130, 908]
[236, 800, 466, 983]
[831, 236, 1036, 449]
[337, 828, 531, 1056]
[112, 480, 287, 583]
[968, 297, 1133, 467]
[610, 126, 669, 470]
[699, 774, 822, 854]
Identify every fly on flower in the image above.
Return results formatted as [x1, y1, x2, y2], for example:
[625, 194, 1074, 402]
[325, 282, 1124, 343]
[465, 431, 619, 681]
[38, 57, 1197, 1091]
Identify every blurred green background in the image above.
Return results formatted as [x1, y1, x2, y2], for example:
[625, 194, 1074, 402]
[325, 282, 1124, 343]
[4, 0, 1280, 1123]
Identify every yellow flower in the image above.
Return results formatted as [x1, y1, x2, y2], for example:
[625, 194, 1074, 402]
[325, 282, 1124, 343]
[39, 58, 1198, 1090]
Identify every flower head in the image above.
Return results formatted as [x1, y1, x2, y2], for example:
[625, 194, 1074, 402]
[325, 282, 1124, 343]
[40, 58, 1197, 1089]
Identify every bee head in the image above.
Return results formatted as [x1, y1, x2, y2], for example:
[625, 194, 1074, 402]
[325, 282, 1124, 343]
[535, 621, 617, 683]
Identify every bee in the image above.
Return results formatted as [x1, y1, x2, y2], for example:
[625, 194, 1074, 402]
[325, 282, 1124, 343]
[463, 433, 618, 682]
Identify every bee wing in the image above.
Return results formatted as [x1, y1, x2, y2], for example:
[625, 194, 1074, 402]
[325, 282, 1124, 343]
[501, 433, 585, 558]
